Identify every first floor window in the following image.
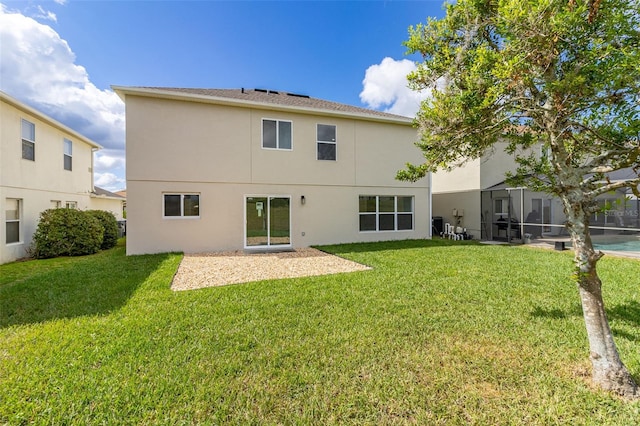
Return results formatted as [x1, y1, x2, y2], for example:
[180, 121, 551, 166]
[21, 119, 35, 161]
[5, 198, 21, 244]
[262, 119, 292, 150]
[317, 124, 337, 161]
[359, 195, 414, 232]
[66, 201, 77, 209]
[164, 194, 200, 218]
[63, 138, 73, 171]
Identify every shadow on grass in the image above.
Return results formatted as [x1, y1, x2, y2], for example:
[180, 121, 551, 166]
[318, 238, 478, 254]
[608, 301, 640, 327]
[530, 306, 569, 319]
[0, 242, 172, 328]
[529, 304, 583, 320]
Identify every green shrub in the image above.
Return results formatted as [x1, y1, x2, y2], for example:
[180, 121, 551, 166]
[32, 209, 104, 259]
[86, 210, 119, 250]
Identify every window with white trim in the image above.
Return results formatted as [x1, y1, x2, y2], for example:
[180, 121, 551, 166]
[21, 119, 35, 161]
[359, 195, 414, 232]
[5, 198, 21, 244]
[317, 124, 336, 161]
[262, 119, 292, 150]
[66, 201, 77, 209]
[63, 138, 73, 171]
[163, 194, 200, 218]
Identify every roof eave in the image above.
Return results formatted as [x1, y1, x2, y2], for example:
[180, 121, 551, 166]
[0, 91, 103, 150]
[111, 86, 413, 125]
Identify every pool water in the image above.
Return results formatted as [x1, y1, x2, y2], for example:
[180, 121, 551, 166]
[593, 240, 640, 253]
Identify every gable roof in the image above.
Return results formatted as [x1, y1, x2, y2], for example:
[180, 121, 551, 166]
[92, 186, 125, 199]
[1, 91, 102, 149]
[111, 86, 413, 125]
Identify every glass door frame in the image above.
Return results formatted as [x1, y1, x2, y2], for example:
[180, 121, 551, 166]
[244, 195, 292, 249]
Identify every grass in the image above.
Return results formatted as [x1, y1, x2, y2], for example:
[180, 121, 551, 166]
[1, 238, 639, 425]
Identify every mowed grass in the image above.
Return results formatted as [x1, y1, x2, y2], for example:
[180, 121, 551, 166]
[1, 239, 639, 425]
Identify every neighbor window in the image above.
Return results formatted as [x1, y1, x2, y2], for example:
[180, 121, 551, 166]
[163, 194, 200, 218]
[5, 198, 21, 244]
[21, 119, 35, 161]
[51, 200, 62, 209]
[317, 124, 336, 161]
[262, 119, 292, 150]
[494, 199, 507, 217]
[66, 201, 77, 209]
[63, 138, 73, 171]
[359, 195, 414, 232]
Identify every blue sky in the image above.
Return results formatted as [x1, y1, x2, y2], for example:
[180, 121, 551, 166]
[1, 0, 447, 191]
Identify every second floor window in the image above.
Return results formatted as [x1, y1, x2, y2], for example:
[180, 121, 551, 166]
[262, 119, 292, 150]
[64, 138, 73, 171]
[21, 119, 35, 161]
[317, 124, 336, 161]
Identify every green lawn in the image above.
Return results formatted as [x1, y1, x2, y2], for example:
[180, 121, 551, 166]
[1, 239, 639, 425]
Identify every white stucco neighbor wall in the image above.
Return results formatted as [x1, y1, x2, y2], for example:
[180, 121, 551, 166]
[118, 89, 431, 255]
[1, 92, 102, 264]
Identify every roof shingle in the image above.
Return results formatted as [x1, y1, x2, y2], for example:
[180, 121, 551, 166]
[131, 87, 413, 122]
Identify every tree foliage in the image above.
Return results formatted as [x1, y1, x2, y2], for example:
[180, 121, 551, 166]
[400, 0, 639, 398]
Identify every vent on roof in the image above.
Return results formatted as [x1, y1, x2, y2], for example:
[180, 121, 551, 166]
[255, 88, 279, 94]
[286, 92, 310, 99]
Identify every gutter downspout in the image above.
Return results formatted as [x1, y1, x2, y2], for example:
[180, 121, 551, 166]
[91, 148, 99, 192]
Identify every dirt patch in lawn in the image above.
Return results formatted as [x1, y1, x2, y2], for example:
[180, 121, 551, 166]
[171, 247, 371, 291]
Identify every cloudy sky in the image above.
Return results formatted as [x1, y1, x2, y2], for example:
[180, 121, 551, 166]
[0, 1, 445, 191]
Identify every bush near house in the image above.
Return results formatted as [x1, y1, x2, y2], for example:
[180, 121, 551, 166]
[31, 208, 104, 258]
[86, 210, 119, 250]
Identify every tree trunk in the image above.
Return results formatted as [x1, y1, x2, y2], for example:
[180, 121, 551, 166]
[567, 208, 638, 399]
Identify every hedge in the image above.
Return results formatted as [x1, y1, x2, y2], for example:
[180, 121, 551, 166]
[86, 210, 119, 250]
[32, 209, 104, 259]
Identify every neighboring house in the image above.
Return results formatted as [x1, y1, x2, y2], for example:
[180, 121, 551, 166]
[112, 86, 431, 255]
[91, 186, 126, 221]
[114, 189, 127, 219]
[0, 91, 122, 264]
[432, 143, 639, 241]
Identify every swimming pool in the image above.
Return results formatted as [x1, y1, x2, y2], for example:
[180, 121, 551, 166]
[593, 239, 640, 253]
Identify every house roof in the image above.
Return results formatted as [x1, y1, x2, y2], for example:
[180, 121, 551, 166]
[0, 91, 102, 149]
[111, 86, 414, 125]
[92, 186, 125, 199]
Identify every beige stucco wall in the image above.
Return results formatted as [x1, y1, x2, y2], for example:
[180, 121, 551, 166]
[89, 197, 125, 221]
[432, 191, 481, 238]
[126, 182, 429, 255]
[432, 158, 481, 194]
[1, 94, 100, 263]
[124, 94, 430, 255]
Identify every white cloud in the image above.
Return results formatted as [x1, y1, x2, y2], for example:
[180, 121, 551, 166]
[360, 57, 430, 118]
[34, 5, 57, 22]
[94, 172, 126, 192]
[0, 4, 125, 185]
[95, 151, 126, 172]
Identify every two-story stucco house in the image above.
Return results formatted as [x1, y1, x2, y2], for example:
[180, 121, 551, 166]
[112, 86, 431, 255]
[1, 91, 125, 264]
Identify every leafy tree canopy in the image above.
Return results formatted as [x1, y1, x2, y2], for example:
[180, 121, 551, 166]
[400, 0, 640, 398]
[399, 0, 639, 204]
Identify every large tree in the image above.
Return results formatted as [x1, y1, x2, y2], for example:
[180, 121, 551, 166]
[399, 0, 640, 398]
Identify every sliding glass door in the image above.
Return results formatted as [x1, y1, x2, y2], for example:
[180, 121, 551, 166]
[245, 196, 291, 248]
